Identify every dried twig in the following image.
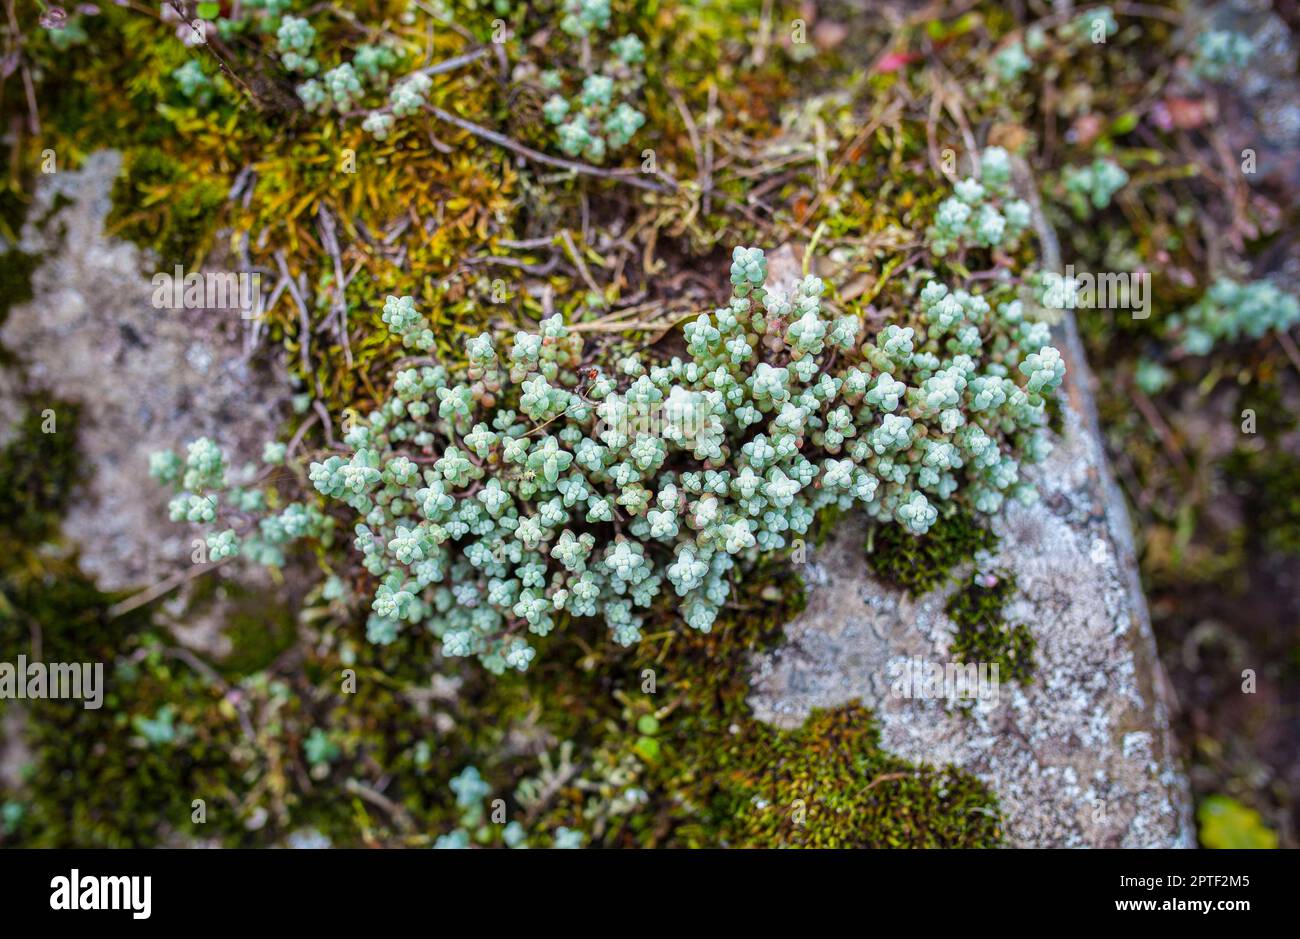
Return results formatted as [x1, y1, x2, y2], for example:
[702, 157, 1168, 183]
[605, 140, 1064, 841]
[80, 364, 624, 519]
[1127, 379, 1192, 476]
[1276, 330, 1300, 376]
[560, 229, 602, 295]
[860, 771, 914, 794]
[425, 104, 677, 193]
[107, 559, 230, 621]
[316, 206, 353, 369]
[345, 779, 416, 833]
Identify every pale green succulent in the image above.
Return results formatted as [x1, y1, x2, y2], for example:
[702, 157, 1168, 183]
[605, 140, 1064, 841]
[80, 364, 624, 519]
[1062, 158, 1128, 214]
[160, 236, 1063, 674]
[173, 59, 213, 103]
[993, 41, 1032, 82]
[1193, 30, 1253, 81]
[1170, 278, 1300, 356]
[276, 15, 318, 75]
[927, 147, 1033, 256]
[388, 73, 433, 118]
[322, 63, 365, 112]
[560, 0, 611, 37]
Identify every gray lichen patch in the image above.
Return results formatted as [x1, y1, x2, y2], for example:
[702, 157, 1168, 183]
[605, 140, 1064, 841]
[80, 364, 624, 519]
[748, 315, 1196, 848]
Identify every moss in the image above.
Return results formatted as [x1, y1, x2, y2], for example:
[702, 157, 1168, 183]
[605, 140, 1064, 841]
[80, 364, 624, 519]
[945, 570, 1036, 686]
[681, 704, 1001, 847]
[866, 509, 999, 596]
[0, 398, 82, 545]
[180, 577, 300, 680]
[0, 249, 37, 329]
[1223, 447, 1300, 556]
[108, 149, 227, 269]
[0, 544, 252, 847]
[17, 649, 246, 848]
[1236, 381, 1298, 442]
[1046, 391, 1065, 436]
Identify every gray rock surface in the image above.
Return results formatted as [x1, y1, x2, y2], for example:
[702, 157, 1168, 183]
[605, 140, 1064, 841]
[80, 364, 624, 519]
[748, 309, 1196, 847]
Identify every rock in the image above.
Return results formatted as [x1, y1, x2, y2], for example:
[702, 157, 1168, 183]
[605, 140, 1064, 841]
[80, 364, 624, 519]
[748, 311, 1196, 847]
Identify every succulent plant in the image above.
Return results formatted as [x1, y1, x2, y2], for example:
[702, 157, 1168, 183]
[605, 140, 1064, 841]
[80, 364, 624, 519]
[157, 238, 1064, 675]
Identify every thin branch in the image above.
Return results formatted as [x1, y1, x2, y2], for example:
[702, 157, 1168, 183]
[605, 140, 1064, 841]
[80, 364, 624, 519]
[107, 559, 229, 621]
[424, 104, 677, 193]
[1276, 330, 1300, 376]
[345, 779, 416, 833]
[413, 46, 490, 78]
[316, 206, 353, 369]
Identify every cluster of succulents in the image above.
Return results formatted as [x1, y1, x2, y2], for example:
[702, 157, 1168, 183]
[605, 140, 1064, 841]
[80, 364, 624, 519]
[1192, 29, 1253, 82]
[992, 41, 1033, 82]
[926, 147, 1034, 256]
[431, 766, 585, 849]
[157, 237, 1064, 674]
[296, 45, 409, 121]
[162, 2, 418, 134]
[541, 4, 647, 162]
[1060, 158, 1128, 215]
[149, 438, 336, 570]
[275, 15, 319, 76]
[172, 59, 214, 105]
[1060, 5, 1118, 44]
[1169, 278, 1300, 356]
[167, 1, 647, 159]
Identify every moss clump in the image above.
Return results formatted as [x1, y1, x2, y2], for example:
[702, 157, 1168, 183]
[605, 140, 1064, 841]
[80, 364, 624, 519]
[108, 149, 226, 269]
[217, 606, 298, 679]
[17, 647, 245, 848]
[0, 249, 37, 328]
[866, 510, 999, 596]
[0, 399, 82, 545]
[0, 549, 252, 847]
[687, 703, 1001, 848]
[945, 571, 1035, 686]
[1197, 794, 1279, 849]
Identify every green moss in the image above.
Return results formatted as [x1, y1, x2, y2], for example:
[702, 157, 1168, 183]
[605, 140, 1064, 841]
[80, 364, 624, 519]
[0, 249, 37, 329]
[866, 509, 999, 596]
[0, 398, 82, 545]
[17, 648, 245, 848]
[945, 570, 1036, 686]
[1223, 447, 1300, 555]
[108, 149, 226, 269]
[680, 704, 1001, 847]
[1197, 795, 1278, 849]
